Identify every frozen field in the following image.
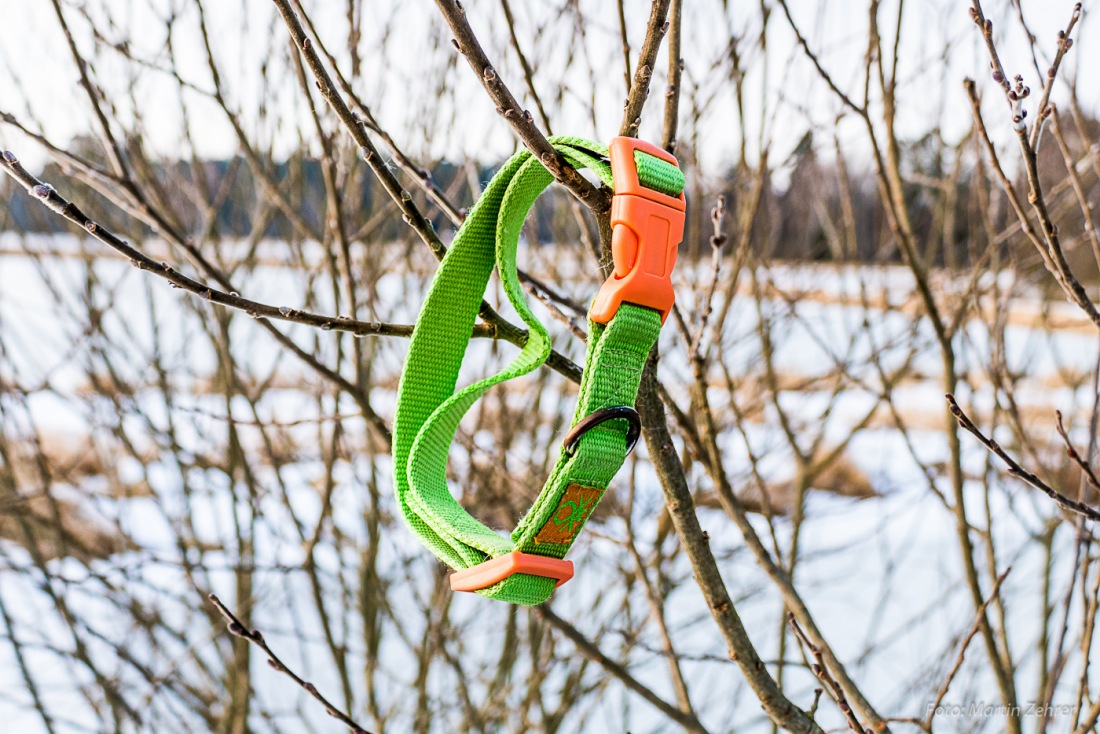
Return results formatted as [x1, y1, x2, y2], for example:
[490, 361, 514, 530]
[0, 233, 1096, 733]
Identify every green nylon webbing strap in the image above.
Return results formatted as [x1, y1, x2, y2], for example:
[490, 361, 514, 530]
[392, 136, 685, 605]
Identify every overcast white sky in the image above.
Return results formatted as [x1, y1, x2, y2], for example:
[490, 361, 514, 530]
[0, 0, 1094, 177]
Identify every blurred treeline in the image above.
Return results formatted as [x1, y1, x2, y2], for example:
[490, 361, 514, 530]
[7, 126, 1100, 282]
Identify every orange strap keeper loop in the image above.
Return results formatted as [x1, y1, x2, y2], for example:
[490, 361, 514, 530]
[449, 552, 574, 593]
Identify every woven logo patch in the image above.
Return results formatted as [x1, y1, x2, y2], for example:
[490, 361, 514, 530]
[534, 484, 602, 545]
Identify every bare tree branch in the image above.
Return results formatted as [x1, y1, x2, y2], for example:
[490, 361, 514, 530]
[208, 594, 374, 734]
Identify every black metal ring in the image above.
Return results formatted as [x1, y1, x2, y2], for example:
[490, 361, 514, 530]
[562, 406, 642, 457]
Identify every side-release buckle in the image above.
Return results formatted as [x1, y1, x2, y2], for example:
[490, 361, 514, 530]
[589, 137, 686, 325]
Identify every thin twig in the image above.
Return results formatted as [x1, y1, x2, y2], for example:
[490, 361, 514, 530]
[946, 394, 1100, 521]
[776, 0, 864, 115]
[288, 0, 589, 344]
[616, 0, 633, 96]
[690, 195, 727, 358]
[925, 567, 1012, 730]
[0, 150, 417, 339]
[208, 594, 373, 734]
[432, 0, 606, 209]
[499, 0, 553, 133]
[660, 0, 683, 152]
[1056, 411, 1100, 496]
[1027, 3, 1081, 150]
[967, 1, 1099, 329]
[787, 612, 866, 734]
[288, 0, 467, 226]
[268, 0, 584, 384]
[619, 0, 673, 137]
[536, 606, 708, 733]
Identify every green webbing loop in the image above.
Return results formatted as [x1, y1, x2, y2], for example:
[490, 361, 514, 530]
[392, 136, 684, 605]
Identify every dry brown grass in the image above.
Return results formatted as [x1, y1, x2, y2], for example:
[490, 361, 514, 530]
[0, 492, 132, 562]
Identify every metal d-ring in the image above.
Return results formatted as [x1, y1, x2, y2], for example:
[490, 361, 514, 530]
[561, 406, 642, 457]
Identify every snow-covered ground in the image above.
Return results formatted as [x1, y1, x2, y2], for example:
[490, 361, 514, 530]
[0, 233, 1096, 733]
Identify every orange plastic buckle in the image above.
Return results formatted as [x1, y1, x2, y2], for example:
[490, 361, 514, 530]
[449, 551, 574, 593]
[589, 137, 686, 325]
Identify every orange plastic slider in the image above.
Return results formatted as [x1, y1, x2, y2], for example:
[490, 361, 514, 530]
[589, 137, 686, 325]
[449, 551, 574, 593]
